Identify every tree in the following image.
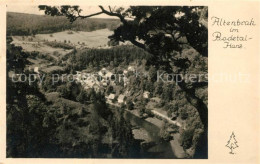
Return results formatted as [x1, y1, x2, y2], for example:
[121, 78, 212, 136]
[159, 123, 173, 141]
[126, 99, 134, 110]
[226, 132, 239, 154]
[180, 129, 194, 149]
[108, 39, 119, 46]
[148, 66, 157, 82]
[106, 85, 114, 95]
[7, 40, 54, 157]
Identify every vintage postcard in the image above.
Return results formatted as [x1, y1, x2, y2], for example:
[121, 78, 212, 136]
[0, 0, 259, 164]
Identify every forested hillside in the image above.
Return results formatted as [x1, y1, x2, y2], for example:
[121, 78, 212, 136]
[7, 12, 120, 36]
[59, 44, 207, 154]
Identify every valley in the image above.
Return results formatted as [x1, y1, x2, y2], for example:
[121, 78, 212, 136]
[6, 7, 208, 159]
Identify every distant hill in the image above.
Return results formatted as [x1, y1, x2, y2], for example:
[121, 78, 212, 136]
[7, 12, 121, 36]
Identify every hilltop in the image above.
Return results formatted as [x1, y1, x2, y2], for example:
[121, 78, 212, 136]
[7, 12, 121, 36]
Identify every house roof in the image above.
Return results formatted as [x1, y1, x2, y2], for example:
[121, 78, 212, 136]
[118, 94, 125, 101]
[106, 72, 113, 78]
[108, 94, 115, 99]
[128, 66, 135, 71]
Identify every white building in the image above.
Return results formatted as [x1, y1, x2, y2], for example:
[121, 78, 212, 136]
[143, 91, 151, 99]
[108, 94, 115, 100]
[34, 67, 40, 74]
[128, 66, 135, 72]
[118, 94, 126, 104]
[123, 70, 128, 74]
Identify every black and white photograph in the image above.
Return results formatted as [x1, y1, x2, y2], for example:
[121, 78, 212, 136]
[6, 5, 208, 159]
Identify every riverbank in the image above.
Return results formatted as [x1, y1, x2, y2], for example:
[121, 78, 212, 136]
[107, 100, 189, 158]
[127, 109, 187, 158]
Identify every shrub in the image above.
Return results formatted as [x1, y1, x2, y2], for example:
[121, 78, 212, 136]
[67, 31, 73, 34]
[180, 108, 188, 120]
[45, 41, 74, 50]
[159, 124, 173, 141]
[145, 108, 154, 117]
[126, 99, 134, 110]
[179, 129, 194, 149]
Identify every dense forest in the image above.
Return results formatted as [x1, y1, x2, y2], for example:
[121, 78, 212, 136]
[63, 45, 153, 71]
[7, 12, 120, 36]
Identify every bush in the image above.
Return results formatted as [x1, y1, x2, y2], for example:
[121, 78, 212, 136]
[145, 108, 154, 117]
[180, 108, 188, 120]
[126, 99, 134, 110]
[155, 100, 165, 108]
[159, 124, 173, 141]
[45, 41, 74, 50]
[67, 31, 73, 34]
[180, 129, 194, 149]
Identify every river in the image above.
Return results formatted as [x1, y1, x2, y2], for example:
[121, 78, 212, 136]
[123, 110, 177, 158]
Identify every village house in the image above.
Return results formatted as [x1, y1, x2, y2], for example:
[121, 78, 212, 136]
[127, 66, 135, 72]
[106, 93, 116, 104]
[170, 113, 178, 120]
[92, 83, 100, 92]
[117, 94, 126, 104]
[108, 93, 115, 100]
[123, 70, 128, 74]
[98, 68, 114, 85]
[34, 67, 40, 74]
[143, 91, 151, 99]
[98, 68, 107, 77]
[106, 72, 113, 80]
[98, 68, 113, 78]
[75, 71, 82, 81]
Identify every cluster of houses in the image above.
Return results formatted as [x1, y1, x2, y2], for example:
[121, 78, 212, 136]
[74, 66, 134, 92]
[74, 66, 151, 105]
[105, 93, 126, 105]
[106, 90, 151, 106]
[75, 68, 116, 92]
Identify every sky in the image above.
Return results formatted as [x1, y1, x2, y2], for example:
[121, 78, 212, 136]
[7, 5, 116, 19]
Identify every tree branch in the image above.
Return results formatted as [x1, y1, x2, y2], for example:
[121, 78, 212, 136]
[78, 11, 104, 19]
[129, 39, 146, 49]
[98, 6, 127, 25]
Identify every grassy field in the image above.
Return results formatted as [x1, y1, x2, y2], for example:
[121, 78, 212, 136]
[12, 29, 113, 54]
[36, 29, 113, 48]
[27, 58, 64, 73]
[11, 29, 114, 73]
[11, 36, 73, 59]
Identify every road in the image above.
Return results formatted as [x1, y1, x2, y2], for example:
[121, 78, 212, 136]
[151, 110, 182, 127]
[106, 97, 183, 128]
